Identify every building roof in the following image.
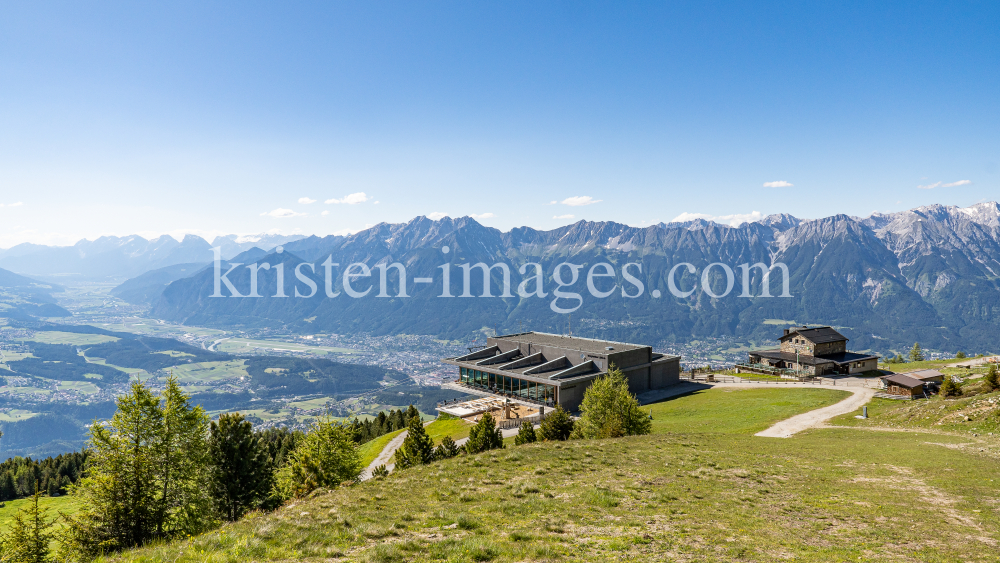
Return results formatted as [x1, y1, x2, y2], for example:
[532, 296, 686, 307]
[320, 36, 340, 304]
[900, 369, 945, 381]
[779, 326, 848, 345]
[882, 374, 925, 389]
[491, 332, 645, 354]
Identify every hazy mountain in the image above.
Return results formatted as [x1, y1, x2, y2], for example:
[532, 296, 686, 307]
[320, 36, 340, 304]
[110, 262, 211, 305]
[0, 267, 71, 318]
[209, 234, 306, 260]
[149, 203, 1000, 355]
[0, 233, 304, 281]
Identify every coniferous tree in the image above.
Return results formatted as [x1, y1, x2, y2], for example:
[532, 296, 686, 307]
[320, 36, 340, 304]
[434, 436, 460, 459]
[514, 421, 537, 445]
[208, 413, 270, 521]
[371, 465, 389, 479]
[405, 405, 420, 424]
[274, 418, 362, 499]
[0, 484, 55, 563]
[538, 405, 575, 441]
[465, 413, 504, 454]
[983, 364, 999, 392]
[941, 375, 960, 397]
[61, 381, 162, 556]
[572, 366, 652, 439]
[394, 416, 436, 469]
[909, 343, 925, 362]
[154, 376, 212, 537]
[61, 378, 212, 558]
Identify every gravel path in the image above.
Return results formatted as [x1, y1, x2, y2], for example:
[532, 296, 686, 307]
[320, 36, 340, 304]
[753, 385, 876, 438]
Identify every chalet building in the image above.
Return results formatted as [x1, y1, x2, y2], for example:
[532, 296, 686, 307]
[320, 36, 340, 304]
[442, 332, 680, 411]
[880, 374, 928, 398]
[744, 326, 879, 376]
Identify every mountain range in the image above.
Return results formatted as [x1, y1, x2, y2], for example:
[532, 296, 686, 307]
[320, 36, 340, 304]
[130, 202, 1000, 356]
[0, 233, 304, 281]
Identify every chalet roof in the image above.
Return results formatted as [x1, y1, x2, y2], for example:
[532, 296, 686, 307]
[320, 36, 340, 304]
[882, 374, 924, 389]
[902, 369, 945, 381]
[779, 326, 848, 345]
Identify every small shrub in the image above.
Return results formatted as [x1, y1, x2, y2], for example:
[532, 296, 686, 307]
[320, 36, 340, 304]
[514, 421, 537, 445]
[941, 376, 961, 397]
[983, 364, 999, 392]
[371, 465, 390, 479]
[539, 405, 574, 441]
[456, 515, 479, 530]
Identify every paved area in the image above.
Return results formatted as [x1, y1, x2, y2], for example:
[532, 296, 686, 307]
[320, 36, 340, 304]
[948, 356, 1000, 368]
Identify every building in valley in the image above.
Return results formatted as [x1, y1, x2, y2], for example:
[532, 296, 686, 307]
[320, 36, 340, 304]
[441, 332, 681, 411]
[742, 326, 879, 377]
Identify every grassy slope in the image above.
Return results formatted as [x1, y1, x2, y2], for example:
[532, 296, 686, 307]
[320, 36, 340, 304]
[424, 416, 473, 445]
[0, 495, 79, 530]
[830, 382, 1000, 436]
[358, 430, 405, 467]
[99, 387, 1000, 562]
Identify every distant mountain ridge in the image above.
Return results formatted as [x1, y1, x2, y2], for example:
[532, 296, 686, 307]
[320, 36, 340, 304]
[0, 233, 304, 281]
[142, 202, 1000, 355]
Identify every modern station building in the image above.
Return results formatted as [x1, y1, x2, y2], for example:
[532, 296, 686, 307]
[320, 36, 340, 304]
[442, 332, 681, 411]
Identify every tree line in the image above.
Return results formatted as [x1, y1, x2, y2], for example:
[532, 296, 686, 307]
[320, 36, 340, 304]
[0, 451, 88, 501]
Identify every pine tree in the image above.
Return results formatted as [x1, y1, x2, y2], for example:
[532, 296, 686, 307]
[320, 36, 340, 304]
[274, 418, 362, 499]
[434, 436, 460, 459]
[394, 416, 436, 469]
[983, 364, 999, 392]
[405, 405, 420, 424]
[154, 376, 212, 537]
[208, 413, 270, 521]
[0, 484, 55, 563]
[514, 421, 537, 445]
[465, 413, 504, 454]
[538, 405, 574, 441]
[60, 378, 212, 558]
[941, 375, 960, 397]
[371, 465, 389, 479]
[61, 381, 162, 556]
[909, 342, 925, 362]
[572, 366, 652, 439]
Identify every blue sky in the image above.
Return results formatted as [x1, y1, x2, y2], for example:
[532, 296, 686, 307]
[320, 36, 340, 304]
[0, 1, 997, 246]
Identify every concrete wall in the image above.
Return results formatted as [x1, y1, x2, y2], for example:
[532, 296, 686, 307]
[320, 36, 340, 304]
[848, 359, 877, 374]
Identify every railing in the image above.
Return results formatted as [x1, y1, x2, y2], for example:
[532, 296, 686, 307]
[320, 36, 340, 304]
[680, 372, 883, 388]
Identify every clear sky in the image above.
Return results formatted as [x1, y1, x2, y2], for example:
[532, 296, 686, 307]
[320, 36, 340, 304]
[1, 1, 997, 247]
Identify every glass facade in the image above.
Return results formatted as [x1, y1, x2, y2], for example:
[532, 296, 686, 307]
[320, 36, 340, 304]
[458, 367, 555, 406]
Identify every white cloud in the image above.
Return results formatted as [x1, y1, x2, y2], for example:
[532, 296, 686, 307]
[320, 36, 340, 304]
[321, 210, 329, 216]
[427, 212, 447, 220]
[553, 214, 575, 219]
[560, 196, 601, 206]
[0, 202, 24, 208]
[470, 213, 495, 219]
[670, 211, 764, 227]
[298, 197, 316, 204]
[918, 181, 942, 190]
[549, 200, 557, 204]
[942, 180, 972, 187]
[325, 192, 370, 205]
[260, 208, 305, 218]
[374, 201, 380, 205]
[763, 181, 793, 188]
